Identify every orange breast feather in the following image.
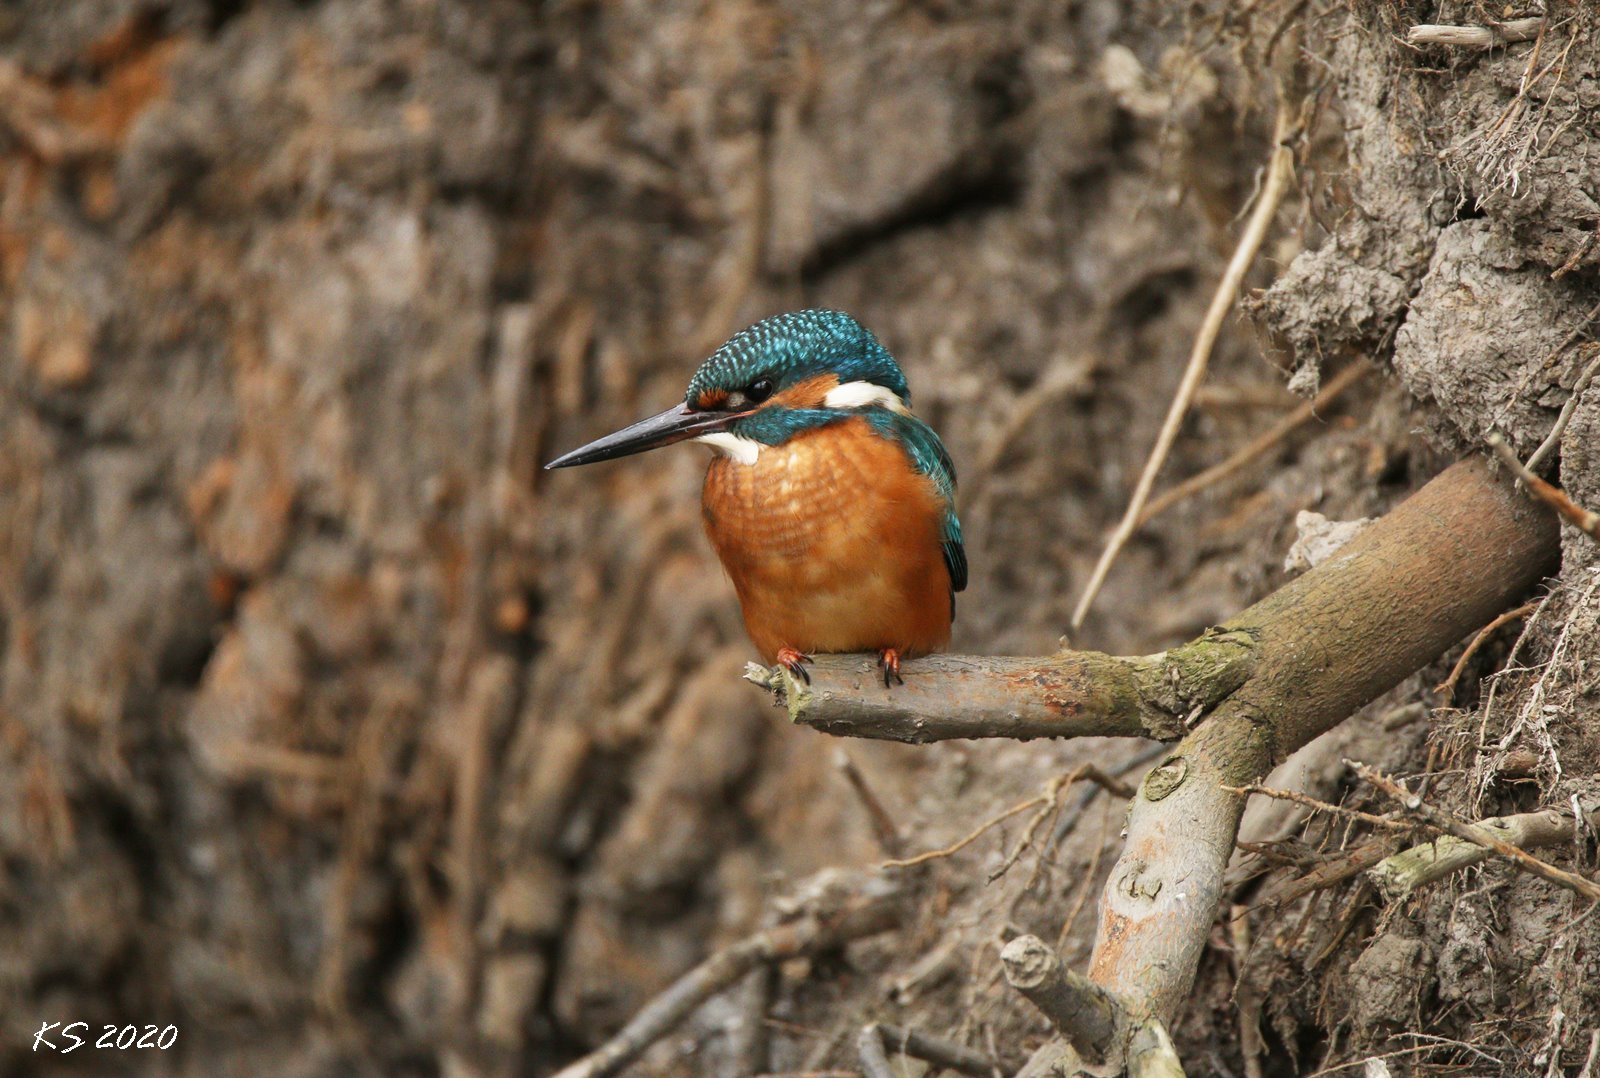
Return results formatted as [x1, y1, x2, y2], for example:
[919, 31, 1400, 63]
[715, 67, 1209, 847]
[701, 417, 953, 662]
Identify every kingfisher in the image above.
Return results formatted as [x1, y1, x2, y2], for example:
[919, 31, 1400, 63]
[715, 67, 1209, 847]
[545, 310, 966, 687]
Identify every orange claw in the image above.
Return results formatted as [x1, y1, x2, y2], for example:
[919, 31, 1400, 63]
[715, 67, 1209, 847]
[775, 647, 813, 684]
[877, 648, 904, 688]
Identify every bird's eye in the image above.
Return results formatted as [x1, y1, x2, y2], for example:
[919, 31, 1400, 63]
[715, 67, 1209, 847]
[745, 378, 774, 404]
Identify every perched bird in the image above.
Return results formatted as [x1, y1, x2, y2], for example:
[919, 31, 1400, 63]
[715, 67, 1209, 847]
[546, 310, 965, 687]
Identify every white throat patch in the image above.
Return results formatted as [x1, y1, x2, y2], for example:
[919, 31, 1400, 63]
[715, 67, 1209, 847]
[822, 380, 909, 413]
[695, 431, 763, 465]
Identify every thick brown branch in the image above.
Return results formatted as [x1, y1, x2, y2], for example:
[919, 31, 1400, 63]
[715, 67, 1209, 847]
[747, 629, 1258, 743]
[1020, 457, 1559, 1071]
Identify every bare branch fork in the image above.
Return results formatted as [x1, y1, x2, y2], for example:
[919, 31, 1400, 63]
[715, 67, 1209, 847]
[750, 459, 1559, 1072]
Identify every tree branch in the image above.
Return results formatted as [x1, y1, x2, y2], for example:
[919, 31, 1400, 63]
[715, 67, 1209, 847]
[1020, 457, 1558, 1071]
[746, 629, 1258, 743]
[1001, 935, 1122, 1062]
[1406, 18, 1544, 49]
[857, 1023, 1005, 1078]
[1488, 431, 1600, 541]
[1368, 804, 1597, 901]
[1351, 763, 1600, 903]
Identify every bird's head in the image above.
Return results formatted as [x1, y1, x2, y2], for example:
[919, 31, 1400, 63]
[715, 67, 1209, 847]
[545, 310, 909, 469]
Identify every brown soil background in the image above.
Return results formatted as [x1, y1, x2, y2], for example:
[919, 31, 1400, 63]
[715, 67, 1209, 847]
[1, 1, 1596, 1075]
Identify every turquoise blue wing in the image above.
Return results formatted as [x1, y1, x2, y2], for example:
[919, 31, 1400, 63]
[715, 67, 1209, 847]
[867, 411, 967, 599]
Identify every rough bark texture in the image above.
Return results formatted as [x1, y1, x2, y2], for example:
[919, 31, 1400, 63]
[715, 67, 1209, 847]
[1, 1, 1597, 1076]
[1022, 460, 1559, 1072]
[760, 628, 1257, 743]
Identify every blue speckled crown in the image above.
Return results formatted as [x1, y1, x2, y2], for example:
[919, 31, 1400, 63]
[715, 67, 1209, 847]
[686, 310, 910, 406]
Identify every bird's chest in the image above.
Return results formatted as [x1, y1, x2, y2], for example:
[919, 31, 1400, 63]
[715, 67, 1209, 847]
[700, 421, 927, 589]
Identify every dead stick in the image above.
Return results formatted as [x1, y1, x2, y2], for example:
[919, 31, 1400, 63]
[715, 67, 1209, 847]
[1225, 783, 1411, 831]
[1351, 763, 1600, 903]
[1072, 101, 1299, 629]
[1249, 835, 1402, 913]
[834, 749, 904, 857]
[856, 1025, 895, 1078]
[1407, 17, 1544, 48]
[551, 877, 901, 1078]
[1369, 804, 1596, 901]
[1579, 1029, 1600, 1078]
[1526, 337, 1600, 471]
[1001, 935, 1122, 1061]
[1487, 432, 1600, 539]
[859, 1023, 1005, 1078]
[1127, 1019, 1187, 1078]
[883, 788, 1049, 870]
[1055, 745, 1166, 843]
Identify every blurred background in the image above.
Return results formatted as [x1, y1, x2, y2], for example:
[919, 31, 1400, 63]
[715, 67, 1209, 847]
[3, 1, 1597, 1076]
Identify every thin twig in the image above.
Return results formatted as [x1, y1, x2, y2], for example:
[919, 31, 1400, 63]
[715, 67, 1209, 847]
[1350, 761, 1600, 903]
[1307, 880, 1373, 968]
[1578, 1029, 1600, 1078]
[1058, 800, 1113, 949]
[1435, 601, 1539, 703]
[1245, 835, 1403, 915]
[1224, 783, 1412, 832]
[1488, 432, 1600, 540]
[1136, 362, 1370, 527]
[1527, 345, 1600, 472]
[834, 749, 905, 857]
[1084, 764, 1138, 800]
[1230, 908, 1266, 1078]
[989, 774, 1071, 883]
[883, 791, 1051, 870]
[1073, 100, 1299, 628]
[1054, 744, 1164, 843]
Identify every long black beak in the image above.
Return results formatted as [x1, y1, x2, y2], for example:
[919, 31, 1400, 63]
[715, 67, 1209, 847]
[544, 403, 743, 469]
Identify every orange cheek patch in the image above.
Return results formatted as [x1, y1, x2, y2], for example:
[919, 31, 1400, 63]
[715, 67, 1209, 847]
[696, 388, 729, 409]
[770, 373, 840, 409]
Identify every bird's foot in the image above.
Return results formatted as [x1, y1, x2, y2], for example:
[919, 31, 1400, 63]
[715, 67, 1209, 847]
[775, 647, 813, 685]
[877, 648, 904, 688]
